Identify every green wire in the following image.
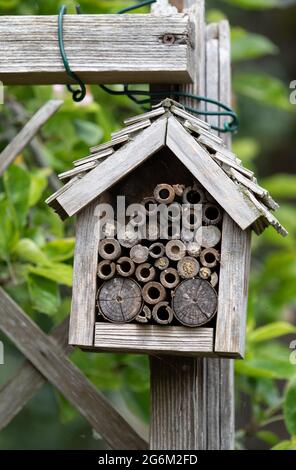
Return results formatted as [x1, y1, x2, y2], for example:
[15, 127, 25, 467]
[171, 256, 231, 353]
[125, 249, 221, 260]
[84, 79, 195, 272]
[58, 5, 86, 102]
[58, 2, 239, 133]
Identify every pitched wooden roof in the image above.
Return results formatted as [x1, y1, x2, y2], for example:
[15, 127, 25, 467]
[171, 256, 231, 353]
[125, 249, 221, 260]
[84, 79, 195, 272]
[46, 99, 287, 236]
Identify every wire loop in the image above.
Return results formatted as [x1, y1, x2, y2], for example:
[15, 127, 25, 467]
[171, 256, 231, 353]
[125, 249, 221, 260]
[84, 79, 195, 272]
[58, 5, 86, 102]
[58, 2, 239, 133]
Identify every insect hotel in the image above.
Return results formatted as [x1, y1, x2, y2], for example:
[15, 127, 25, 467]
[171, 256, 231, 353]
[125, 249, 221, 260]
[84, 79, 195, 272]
[46, 99, 286, 358]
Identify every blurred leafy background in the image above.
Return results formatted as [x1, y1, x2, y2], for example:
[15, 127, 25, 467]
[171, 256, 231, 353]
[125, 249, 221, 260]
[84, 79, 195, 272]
[0, 0, 296, 450]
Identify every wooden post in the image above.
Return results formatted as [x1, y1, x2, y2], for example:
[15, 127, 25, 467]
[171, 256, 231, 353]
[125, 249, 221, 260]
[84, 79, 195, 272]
[149, 0, 235, 450]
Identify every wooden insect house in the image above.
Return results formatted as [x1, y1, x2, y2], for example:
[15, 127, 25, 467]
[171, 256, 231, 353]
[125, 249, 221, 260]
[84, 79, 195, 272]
[46, 99, 287, 358]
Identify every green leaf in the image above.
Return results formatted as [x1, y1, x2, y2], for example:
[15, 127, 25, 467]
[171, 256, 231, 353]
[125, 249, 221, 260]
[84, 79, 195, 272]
[206, 9, 226, 23]
[272, 437, 296, 450]
[233, 73, 293, 112]
[28, 264, 73, 287]
[13, 239, 49, 266]
[261, 174, 296, 199]
[0, 199, 19, 259]
[3, 165, 31, 230]
[29, 168, 51, 207]
[236, 344, 295, 379]
[42, 238, 75, 262]
[256, 430, 279, 446]
[249, 322, 296, 343]
[222, 0, 296, 9]
[231, 27, 278, 62]
[27, 274, 60, 315]
[232, 138, 260, 165]
[284, 376, 296, 435]
[74, 119, 103, 146]
[0, 0, 19, 9]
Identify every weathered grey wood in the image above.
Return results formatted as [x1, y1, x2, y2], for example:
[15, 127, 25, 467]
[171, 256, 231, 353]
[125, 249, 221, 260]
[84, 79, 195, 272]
[95, 323, 214, 355]
[150, 355, 205, 449]
[150, 0, 208, 452]
[90, 135, 129, 154]
[151, 13, 236, 452]
[111, 119, 151, 139]
[0, 317, 71, 431]
[69, 199, 100, 346]
[4, 99, 62, 191]
[73, 148, 114, 166]
[0, 100, 63, 175]
[205, 20, 235, 450]
[166, 115, 260, 230]
[228, 167, 268, 198]
[173, 278, 217, 326]
[206, 23, 219, 134]
[58, 160, 98, 180]
[0, 14, 194, 85]
[0, 289, 147, 449]
[215, 20, 252, 361]
[124, 107, 166, 125]
[56, 117, 167, 217]
[98, 277, 143, 323]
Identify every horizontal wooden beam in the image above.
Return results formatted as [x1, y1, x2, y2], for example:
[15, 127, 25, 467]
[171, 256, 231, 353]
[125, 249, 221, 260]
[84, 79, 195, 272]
[0, 14, 194, 85]
[95, 323, 214, 355]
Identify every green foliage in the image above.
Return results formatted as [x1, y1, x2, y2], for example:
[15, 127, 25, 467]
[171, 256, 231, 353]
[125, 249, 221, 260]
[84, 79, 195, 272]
[231, 27, 278, 62]
[233, 73, 293, 112]
[284, 377, 296, 435]
[222, 0, 296, 9]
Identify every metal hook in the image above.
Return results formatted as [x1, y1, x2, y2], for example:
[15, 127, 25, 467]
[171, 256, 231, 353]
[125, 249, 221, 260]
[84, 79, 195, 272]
[58, 5, 86, 102]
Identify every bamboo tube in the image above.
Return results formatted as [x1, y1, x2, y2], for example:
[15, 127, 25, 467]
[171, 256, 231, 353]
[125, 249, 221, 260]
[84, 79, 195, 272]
[200, 248, 220, 268]
[136, 305, 152, 324]
[98, 238, 122, 260]
[165, 240, 186, 261]
[177, 257, 200, 279]
[180, 229, 195, 243]
[152, 301, 174, 325]
[97, 260, 116, 281]
[116, 257, 135, 277]
[182, 207, 202, 231]
[142, 281, 166, 305]
[154, 183, 175, 204]
[195, 225, 221, 248]
[146, 222, 160, 241]
[149, 242, 165, 259]
[182, 185, 206, 205]
[168, 202, 182, 222]
[199, 267, 211, 280]
[118, 229, 139, 248]
[210, 272, 219, 288]
[142, 196, 158, 217]
[130, 244, 149, 264]
[172, 184, 185, 197]
[160, 268, 180, 289]
[102, 221, 117, 238]
[154, 256, 170, 271]
[167, 222, 181, 240]
[97, 277, 142, 323]
[202, 203, 223, 225]
[135, 263, 156, 283]
[186, 241, 201, 258]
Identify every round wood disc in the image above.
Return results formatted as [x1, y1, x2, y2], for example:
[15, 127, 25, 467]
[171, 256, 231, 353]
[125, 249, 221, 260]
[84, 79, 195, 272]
[98, 277, 143, 323]
[172, 278, 217, 327]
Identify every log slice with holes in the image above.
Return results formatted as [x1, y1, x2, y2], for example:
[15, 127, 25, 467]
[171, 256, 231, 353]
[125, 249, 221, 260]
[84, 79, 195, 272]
[172, 278, 217, 327]
[97, 277, 142, 323]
